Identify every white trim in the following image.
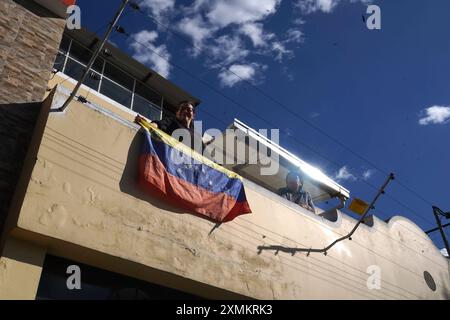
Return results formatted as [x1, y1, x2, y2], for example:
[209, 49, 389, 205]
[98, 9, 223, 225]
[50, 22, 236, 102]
[130, 79, 136, 111]
[231, 119, 350, 200]
[62, 39, 72, 71]
[66, 55, 133, 94]
[99, 59, 106, 92]
[160, 95, 164, 119]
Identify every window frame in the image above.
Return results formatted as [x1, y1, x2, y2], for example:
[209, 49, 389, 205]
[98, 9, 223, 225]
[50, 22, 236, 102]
[54, 35, 164, 121]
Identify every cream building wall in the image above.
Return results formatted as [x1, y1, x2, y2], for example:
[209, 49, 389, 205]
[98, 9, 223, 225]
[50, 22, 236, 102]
[1, 85, 449, 299]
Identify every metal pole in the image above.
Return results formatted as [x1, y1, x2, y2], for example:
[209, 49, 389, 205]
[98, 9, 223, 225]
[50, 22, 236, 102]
[55, 0, 130, 112]
[321, 173, 394, 253]
[432, 206, 450, 259]
[257, 173, 395, 256]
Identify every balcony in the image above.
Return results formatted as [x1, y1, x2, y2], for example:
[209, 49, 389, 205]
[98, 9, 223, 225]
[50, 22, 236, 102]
[52, 34, 163, 121]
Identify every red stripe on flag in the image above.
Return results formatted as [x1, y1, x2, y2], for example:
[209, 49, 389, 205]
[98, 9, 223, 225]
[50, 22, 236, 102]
[139, 154, 251, 222]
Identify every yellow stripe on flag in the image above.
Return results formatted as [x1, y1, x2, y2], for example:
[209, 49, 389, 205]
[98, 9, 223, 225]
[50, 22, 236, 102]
[138, 119, 242, 180]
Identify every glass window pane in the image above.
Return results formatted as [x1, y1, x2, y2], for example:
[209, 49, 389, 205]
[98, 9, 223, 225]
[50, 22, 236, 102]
[134, 82, 162, 107]
[133, 94, 162, 120]
[64, 58, 100, 91]
[69, 41, 91, 65]
[84, 71, 101, 91]
[69, 41, 103, 72]
[64, 57, 84, 80]
[103, 62, 134, 90]
[59, 35, 71, 54]
[100, 78, 132, 108]
[53, 52, 66, 72]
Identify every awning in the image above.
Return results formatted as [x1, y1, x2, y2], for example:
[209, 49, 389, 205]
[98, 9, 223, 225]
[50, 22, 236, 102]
[217, 119, 350, 202]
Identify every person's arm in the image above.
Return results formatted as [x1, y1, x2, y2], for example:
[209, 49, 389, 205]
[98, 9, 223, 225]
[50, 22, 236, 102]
[307, 193, 316, 213]
[135, 114, 158, 129]
[278, 188, 289, 200]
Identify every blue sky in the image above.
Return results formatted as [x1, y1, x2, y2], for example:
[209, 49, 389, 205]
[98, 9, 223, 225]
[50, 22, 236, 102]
[76, 0, 449, 251]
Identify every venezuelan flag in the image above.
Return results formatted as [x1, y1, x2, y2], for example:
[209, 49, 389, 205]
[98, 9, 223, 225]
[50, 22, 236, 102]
[138, 120, 252, 222]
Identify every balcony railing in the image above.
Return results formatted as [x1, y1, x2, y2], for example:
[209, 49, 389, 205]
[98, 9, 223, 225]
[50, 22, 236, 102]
[53, 35, 163, 121]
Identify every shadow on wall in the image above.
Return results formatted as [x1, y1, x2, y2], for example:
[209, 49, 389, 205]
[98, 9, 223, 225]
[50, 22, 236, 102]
[0, 103, 41, 241]
[118, 128, 221, 227]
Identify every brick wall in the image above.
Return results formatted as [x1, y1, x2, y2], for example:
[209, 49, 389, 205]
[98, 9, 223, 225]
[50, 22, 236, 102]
[0, 0, 66, 104]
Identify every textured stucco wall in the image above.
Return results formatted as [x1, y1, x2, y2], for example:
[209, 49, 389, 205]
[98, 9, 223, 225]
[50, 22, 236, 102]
[6, 86, 450, 299]
[0, 0, 66, 104]
[0, 237, 46, 300]
[0, 0, 66, 249]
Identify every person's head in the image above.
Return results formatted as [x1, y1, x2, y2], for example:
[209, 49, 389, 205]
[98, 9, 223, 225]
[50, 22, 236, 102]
[286, 171, 304, 192]
[176, 100, 196, 126]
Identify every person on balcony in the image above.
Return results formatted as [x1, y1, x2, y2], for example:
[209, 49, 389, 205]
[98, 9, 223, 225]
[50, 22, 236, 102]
[135, 100, 206, 150]
[278, 171, 316, 213]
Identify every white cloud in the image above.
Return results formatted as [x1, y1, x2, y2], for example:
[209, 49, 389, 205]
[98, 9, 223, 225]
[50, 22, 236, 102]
[272, 41, 293, 61]
[218, 63, 264, 87]
[295, 0, 338, 14]
[129, 30, 171, 78]
[294, 0, 370, 15]
[285, 28, 304, 44]
[362, 169, 375, 180]
[293, 17, 306, 25]
[418, 106, 450, 126]
[177, 15, 214, 55]
[334, 166, 357, 182]
[205, 0, 282, 28]
[240, 23, 274, 47]
[139, 0, 175, 21]
[133, 0, 374, 85]
[208, 35, 250, 66]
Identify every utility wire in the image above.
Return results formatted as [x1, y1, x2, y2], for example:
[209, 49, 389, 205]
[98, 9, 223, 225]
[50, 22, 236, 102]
[128, 4, 437, 209]
[117, 27, 436, 227]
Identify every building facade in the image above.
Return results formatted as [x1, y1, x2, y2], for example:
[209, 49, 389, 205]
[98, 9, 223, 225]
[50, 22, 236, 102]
[0, 0, 449, 300]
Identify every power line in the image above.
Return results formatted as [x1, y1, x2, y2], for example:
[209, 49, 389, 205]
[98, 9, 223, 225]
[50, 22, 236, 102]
[57, 0, 131, 112]
[127, 29, 435, 226]
[116, 27, 436, 228]
[127, 4, 437, 209]
[43, 116, 447, 295]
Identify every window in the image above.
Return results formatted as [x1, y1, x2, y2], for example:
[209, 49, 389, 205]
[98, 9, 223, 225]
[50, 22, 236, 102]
[59, 35, 71, 54]
[65, 58, 101, 91]
[55, 35, 164, 119]
[100, 78, 132, 108]
[69, 41, 104, 72]
[103, 62, 134, 91]
[134, 82, 162, 106]
[53, 52, 66, 71]
[133, 94, 161, 120]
